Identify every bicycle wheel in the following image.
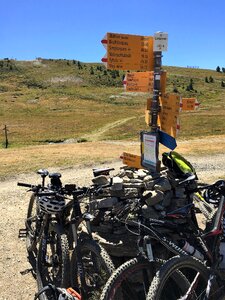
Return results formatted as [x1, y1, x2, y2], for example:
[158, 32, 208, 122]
[147, 255, 217, 300]
[26, 193, 40, 253]
[36, 229, 70, 295]
[100, 256, 163, 300]
[70, 238, 115, 300]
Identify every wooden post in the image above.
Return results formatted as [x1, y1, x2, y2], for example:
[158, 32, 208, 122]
[3, 125, 8, 148]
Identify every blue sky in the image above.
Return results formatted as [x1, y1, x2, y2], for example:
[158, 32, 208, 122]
[1, 0, 225, 70]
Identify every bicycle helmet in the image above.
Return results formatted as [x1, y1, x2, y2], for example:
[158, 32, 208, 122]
[38, 194, 65, 214]
[204, 180, 225, 205]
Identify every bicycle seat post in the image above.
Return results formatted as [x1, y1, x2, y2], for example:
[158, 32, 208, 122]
[37, 169, 49, 190]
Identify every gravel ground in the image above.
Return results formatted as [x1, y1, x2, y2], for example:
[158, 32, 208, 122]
[0, 154, 224, 300]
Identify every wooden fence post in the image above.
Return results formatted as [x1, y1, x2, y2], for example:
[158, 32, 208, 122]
[3, 125, 8, 148]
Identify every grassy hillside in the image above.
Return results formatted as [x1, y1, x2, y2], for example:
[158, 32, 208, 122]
[0, 58, 225, 148]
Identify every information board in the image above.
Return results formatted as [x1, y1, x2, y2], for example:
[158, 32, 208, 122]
[140, 131, 160, 172]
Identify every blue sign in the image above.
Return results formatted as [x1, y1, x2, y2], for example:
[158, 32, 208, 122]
[159, 130, 177, 150]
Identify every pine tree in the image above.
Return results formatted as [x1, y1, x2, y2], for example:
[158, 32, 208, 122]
[209, 76, 214, 83]
[90, 66, 94, 75]
[186, 79, 194, 91]
[77, 61, 82, 69]
[216, 66, 221, 72]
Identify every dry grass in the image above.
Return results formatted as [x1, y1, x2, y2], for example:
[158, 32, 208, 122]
[1, 135, 225, 180]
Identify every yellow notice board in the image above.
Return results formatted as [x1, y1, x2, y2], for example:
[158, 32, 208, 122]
[121, 152, 142, 169]
[158, 93, 181, 138]
[181, 98, 199, 111]
[106, 32, 154, 71]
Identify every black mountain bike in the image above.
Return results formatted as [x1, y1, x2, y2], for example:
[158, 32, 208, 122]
[18, 171, 71, 299]
[63, 182, 115, 300]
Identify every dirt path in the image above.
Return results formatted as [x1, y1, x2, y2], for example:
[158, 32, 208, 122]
[0, 152, 224, 299]
[83, 117, 136, 141]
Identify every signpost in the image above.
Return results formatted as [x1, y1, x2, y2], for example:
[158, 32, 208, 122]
[101, 32, 154, 71]
[101, 31, 169, 173]
[141, 32, 168, 172]
[101, 31, 201, 171]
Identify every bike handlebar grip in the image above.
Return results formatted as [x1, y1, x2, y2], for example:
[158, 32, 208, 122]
[17, 182, 33, 187]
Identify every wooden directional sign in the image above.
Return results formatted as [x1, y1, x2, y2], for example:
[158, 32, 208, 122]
[158, 93, 181, 138]
[180, 98, 200, 111]
[101, 32, 154, 71]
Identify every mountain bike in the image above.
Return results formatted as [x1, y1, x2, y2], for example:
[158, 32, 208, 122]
[37, 180, 114, 300]
[147, 179, 225, 300]
[18, 169, 63, 255]
[63, 182, 115, 300]
[18, 172, 71, 300]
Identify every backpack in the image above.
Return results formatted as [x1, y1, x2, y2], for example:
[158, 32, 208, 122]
[162, 151, 196, 178]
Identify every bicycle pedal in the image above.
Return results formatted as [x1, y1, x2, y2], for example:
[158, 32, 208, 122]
[18, 228, 27, 238]
[20, 268, 33, 275]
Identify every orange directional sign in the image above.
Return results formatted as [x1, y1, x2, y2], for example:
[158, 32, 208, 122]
[124, 71, 154, 92]
[123, 71, 167, 93]
[160, 71, 167, 95]
[101, 32, 154, 71]
[121, 152, 142, 169]
[180, 98, 200, 111]
[158, 93, 181, 138]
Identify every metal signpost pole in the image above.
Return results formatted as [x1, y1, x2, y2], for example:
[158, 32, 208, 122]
[151, 51, 162, 132]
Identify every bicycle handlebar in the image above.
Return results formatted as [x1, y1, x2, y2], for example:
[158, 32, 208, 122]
[17, 182, 34, 188]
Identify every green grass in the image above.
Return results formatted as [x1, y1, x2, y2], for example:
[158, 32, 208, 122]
[0, 58, 225, 148]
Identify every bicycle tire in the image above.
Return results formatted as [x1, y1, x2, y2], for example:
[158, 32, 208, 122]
[70, 238, 115, 300]
[100, 256, 164, 300]
[26, 193, 39, 253]
[36, 230, 70, 299]
[147, 255, 217, 300]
